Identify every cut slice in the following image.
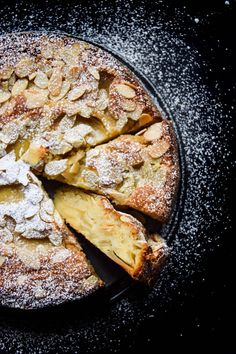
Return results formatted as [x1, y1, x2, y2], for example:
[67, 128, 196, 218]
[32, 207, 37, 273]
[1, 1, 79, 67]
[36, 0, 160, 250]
[54, 187, 168, 284]
[55, 120, 179, 222]
[0, 153, 102, 309]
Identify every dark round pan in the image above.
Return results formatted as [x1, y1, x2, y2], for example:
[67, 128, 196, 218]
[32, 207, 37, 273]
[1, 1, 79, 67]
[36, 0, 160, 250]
[0, 1, 234, 353]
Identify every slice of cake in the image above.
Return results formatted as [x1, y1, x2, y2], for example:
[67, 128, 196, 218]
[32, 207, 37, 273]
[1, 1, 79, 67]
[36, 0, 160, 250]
[54, 187, 168, 284]
[0, 153, 102, 309]
[55, 120, 179, 222]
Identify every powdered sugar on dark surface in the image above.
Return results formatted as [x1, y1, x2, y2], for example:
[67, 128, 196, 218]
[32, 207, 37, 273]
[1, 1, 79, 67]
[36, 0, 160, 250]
[0, 0, 233, 353]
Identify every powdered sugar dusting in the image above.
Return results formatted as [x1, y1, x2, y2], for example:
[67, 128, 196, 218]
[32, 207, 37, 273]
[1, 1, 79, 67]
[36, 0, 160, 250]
[0, 1, 233, 353]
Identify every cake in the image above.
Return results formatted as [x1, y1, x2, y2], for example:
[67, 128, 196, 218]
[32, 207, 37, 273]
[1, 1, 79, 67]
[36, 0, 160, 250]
[0, 32, 179, 309]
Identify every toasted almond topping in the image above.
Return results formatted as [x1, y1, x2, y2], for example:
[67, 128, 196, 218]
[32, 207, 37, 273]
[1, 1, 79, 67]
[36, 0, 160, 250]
[64, 128, 84, 148]
[88, 66, 100, 80]
[121, 99, 136, 112]
[34, 71, 49, 89]
[11, 79, 28, 96]
[44, 159, 68, 176]
[15, 58, 34, 78]
[128, 105, 143, 121]
[48, 68, 63, 96]
[96, 89, 109, 111]
[0, 67, 14, 80]
[50, 80, 70, 101]
[115, 83, 136, 98]
[0, 90, 11, 103]
[148, 139, 170, 158]
[24, 87, 48, 109]
[41, 44, 54, 59]
[68, 85, 87, 101]
[144, 122, 163, 141]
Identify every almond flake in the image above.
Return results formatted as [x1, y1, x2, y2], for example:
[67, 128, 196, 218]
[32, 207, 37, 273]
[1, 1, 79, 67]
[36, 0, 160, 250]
[68, 85, 87, 101]
[50, 80, 70, 101]
[44, 159, 68, 176]
[121, 99, 136, 112]
[15, 58, 34, 78]
[0, 67, 14, 80]
[11, 79, 28, 96]
[115, 84, 136, 98]
[96, 89, 109, 111]
[48, 68, 63, 96]
[34, 71, 49, 89]
[88, 66, 100, 80]
[24, 87, 48, 109]
[144, 122, 163, 141]
[0, 90, 11, 103]
[64, 128, 84, 148]
[148, 139, 170, 158]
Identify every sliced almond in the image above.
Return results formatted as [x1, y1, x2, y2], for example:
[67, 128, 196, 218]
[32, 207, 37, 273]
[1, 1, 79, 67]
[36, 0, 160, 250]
[0, 67, 14, 80]
[88, 66, 100, 80]
[44, 159, 68, 176]
[58, 115, 76, 132]
[41, 199, 54, 215]
[39, 207, 53, 223]
[0, 90, 11, 103]
[15, 58, 34, 78]
[128, 105, 143, 121]
[147, 139, 170, 158]
[21, 144, 47, 166]
[48, 68, 63, 96]
[121, 99, 136, 112]
[34, 71, 49, 89]
[96, 89, 109, 111]
[24, 87, 48, 109]
[41, 44, 54, 59]
[11, 79, 28, 96]
[68, 85, 87, 101]
[24, 205, 40, 219]
[50, 80, 70, 101]
[115, 84, 136, 98]
[143, 122, 163, 141]
[64, 128, 84, 148]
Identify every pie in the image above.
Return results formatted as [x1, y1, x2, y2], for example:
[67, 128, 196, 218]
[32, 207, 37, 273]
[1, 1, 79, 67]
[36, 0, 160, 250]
[0, 32, 179, 309]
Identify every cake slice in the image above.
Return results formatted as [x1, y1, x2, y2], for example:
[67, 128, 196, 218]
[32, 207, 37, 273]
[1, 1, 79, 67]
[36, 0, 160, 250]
[0, 152, 102, 309]
[54, 187, 168, 284]
[55, 120, 179, 222]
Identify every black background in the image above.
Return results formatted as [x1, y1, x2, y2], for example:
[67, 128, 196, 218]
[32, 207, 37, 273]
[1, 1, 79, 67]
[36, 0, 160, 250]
[0, 1, 235, 353]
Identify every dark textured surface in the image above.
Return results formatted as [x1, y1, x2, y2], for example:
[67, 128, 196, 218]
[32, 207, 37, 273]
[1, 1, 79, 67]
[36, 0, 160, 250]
[0, 0, 235, 353]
